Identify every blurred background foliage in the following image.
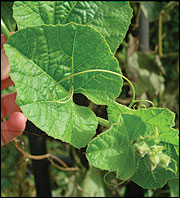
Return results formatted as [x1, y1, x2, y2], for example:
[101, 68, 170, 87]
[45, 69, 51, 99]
[1, 1, 179, 197]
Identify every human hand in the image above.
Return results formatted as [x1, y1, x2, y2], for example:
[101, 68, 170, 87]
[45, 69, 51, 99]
[1, 34, 27, 146]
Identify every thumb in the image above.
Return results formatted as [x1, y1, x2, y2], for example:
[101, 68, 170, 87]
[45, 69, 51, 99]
[1, 112, 27, 146]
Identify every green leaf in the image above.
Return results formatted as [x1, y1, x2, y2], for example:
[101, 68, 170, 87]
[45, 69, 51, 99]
[107, 102, 179, 144]
[82, 166, 105, 197]
[13, 1, 133, 53]
[158, 127, 179, 146]
[130, 154, 176, 189]
[107, 102, 179, 188]
[5, 23, 122, 105]
[4, 23, 123, 148]
[1, 1, 16, 32]
[107, 102, 130, 124]
[160, 142, 179, 177]
[131, 142, 178, 189]
[86, 113, 146, 180]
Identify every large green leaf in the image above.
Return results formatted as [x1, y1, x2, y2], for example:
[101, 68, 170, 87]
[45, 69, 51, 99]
[86, 113, 146, 180]
[13, 1, 133, 53]
[4, 23, 123, 148]
[5, 23, 122, 105]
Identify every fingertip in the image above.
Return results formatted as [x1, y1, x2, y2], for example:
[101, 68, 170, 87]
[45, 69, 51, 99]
[1, 112, 27, 146]
[8, 112, 27, 132]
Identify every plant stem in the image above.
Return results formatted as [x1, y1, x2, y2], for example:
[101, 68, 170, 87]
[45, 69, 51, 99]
[1, 18, 11, 39]
[97, 117, 110, 128]
[158, 11, 163, 57]
[13, 139, 79, 171]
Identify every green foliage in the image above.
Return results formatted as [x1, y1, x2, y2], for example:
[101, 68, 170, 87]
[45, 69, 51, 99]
[13, 1, 133, 53]
[1, 0, 179, 195]
[107, 102, 178, 142]
[4, 23, 124, 148]
[131, 142, 178, 189]
[86, 113, 146, 181]
[108, 103, 179, 189]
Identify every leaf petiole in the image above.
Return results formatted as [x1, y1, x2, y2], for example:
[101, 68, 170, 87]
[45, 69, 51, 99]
[97, 116, 110, 128]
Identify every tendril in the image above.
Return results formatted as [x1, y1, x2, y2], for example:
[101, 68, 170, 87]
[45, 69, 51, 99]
[51, 69, 136, 106]
[137, 104, 147, 109]
[103, 171, 126, 186]
[133, 104, 137, 110]
[52, 83, 74, 104]
[132, 99, 155, 109]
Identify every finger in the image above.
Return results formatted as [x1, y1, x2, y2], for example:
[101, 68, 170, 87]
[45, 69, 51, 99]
[1, 92, 21, 118]
[1, 33, 15, 82]
[1, 34, 7, 49]
[1, 33, 15, 48]
[1, 47, 10, 81]
[1, 76, 14, 90]
[1, 112, 27, 146]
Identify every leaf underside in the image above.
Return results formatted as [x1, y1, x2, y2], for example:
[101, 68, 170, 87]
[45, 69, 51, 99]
[4, 23, 123, 148]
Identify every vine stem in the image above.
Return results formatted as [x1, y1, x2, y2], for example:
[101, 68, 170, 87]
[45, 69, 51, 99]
[158, 11, 163, 57]
[1, 18, 11, 39]
[14, 139, 91, 196]
[13, 139, 79, 171]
